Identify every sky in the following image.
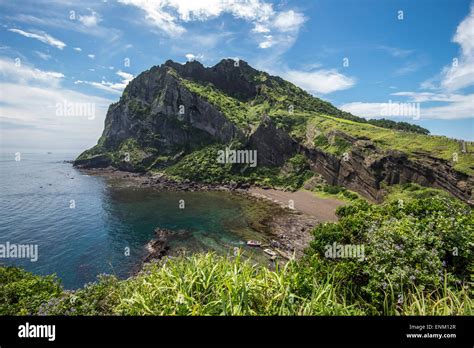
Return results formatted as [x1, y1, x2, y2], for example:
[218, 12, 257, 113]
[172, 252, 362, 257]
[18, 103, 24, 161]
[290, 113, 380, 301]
[0, 0, 473, 154]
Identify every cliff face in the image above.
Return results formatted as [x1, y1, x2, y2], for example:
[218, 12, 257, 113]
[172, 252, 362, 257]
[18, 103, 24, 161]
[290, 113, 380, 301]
[300, 141, 473, 203]
[74, 59, 473, 203]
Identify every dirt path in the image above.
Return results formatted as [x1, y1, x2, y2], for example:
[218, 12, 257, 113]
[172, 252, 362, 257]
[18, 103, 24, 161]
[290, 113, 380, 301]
[249, 188, 345, 222]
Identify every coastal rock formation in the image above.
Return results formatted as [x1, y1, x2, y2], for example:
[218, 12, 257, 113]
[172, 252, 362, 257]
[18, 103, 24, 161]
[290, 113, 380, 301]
[74, 59, 473, 203]
[143, 228, 172, 263]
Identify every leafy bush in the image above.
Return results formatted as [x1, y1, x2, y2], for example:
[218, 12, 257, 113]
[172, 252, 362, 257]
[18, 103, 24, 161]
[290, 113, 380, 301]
[304, 196, 473, 310]
[0, 267, 63, 315]
[318, 185, 359, 201]
[165, 144, 233, 183]
[166, 146, 313, 191]
[368, 118, 430, 135]
[37, 274, 120, 316]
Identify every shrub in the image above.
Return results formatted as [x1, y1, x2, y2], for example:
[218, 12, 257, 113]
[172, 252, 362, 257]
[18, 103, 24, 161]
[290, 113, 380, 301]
[304, 196, 473, 309]
[0, 267, 63, 315]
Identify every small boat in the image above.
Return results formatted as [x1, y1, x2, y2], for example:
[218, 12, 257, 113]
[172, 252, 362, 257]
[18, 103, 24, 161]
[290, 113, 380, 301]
[247, 240, 262, 247]
[264, 248, 278, 258]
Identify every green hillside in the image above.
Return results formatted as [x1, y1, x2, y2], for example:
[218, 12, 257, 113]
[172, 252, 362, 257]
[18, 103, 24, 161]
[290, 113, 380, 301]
[176, 71, 473, 176]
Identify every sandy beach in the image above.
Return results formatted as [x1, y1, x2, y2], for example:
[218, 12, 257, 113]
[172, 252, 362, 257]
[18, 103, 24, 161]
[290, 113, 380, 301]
[249, 188, 345, 222]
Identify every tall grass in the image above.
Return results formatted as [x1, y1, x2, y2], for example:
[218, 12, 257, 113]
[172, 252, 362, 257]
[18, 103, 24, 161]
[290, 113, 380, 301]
[382, 278, 473, 316]
[111, 252, 470, 316]
[114, 252, 364, 316]
[1, 253, 470, 315]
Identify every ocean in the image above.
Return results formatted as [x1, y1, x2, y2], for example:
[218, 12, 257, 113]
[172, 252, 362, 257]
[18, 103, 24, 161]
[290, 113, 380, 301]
[0, 152, 275, 289]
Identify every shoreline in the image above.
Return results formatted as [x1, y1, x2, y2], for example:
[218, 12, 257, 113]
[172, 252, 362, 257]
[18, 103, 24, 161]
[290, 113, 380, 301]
[77, 166, 345, 262]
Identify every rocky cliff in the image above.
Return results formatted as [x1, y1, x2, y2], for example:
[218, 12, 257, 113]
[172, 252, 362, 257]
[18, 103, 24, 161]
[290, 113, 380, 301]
[74, 59, 473, 203]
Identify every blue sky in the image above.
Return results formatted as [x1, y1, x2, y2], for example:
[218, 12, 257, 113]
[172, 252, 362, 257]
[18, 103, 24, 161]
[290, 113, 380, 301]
[0, 0, 473, 153]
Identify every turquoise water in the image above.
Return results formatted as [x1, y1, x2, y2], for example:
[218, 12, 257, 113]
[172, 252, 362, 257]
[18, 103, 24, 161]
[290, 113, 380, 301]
[0, 153, 275, 289]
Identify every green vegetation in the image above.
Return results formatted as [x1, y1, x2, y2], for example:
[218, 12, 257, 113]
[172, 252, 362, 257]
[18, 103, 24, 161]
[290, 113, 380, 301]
[77, 62, 470, 182]
[127, 99, 151, 118]
[76, 138, 157, 172]
[315, 185, 360, 201]
[179, 78, 258, 130]
[1, 196, 471, 316]
[75, 144, 107, 162]
[68, 61, 473, 315]
[382, 182, 451, 202]
[310, 183, 447, 204]
[0, 267, 62, 315]
[165, 145, 313, 191]
[114, 138, 153, 171]
[178, 69, 430, 137]
[368, 118, 429, 135]
[114, 253, 363, 315]
[305, 196, 473, 313]
[308, 114, 474, 175]
[165, 144, 233, 183]
[312, 132, 352, 156]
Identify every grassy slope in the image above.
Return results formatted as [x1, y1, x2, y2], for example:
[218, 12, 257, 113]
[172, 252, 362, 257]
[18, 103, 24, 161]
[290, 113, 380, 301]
[308, 114, 474, 175]
[177, 75, 473, 176]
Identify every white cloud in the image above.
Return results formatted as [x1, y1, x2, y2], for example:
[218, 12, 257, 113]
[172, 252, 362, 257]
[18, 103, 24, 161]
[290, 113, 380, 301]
[88, 54, 95, 59]
[116, 70, 133, 81]
[272, 10, 306, 32]
[419, 95, 474, 119]
[9, 13, 121, 42]
[393, 60, 427, 76]
[252, 23, 270, 33]
[256, 9, 305, 50]
[391, 91, 465, 103]
[34, 51, 51, 60]
[8, 28, 66, 50]
[118, 0, 305, 51]
[74, 70, 134, 94]
[341, 5, 474, 121]
[73, 47, 82, 52]
[339, 102, 387, 118]
[0, 57, 64, 86]
[0, 57, 112, 152]
[377, 45, 414, 58]
[78, 10, 102, 27]
[258, 35, 274, 49]
[340, 92, 474, 120]
[283, 69, 356, 94]
[118, 0, 187, 36]
[422, 4, 474, 91]
[185, 53, 203, 61]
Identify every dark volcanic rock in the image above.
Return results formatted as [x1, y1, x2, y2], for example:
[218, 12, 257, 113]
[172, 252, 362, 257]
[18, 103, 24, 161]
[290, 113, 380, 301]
[248, 115, 299, 166]
[101, 64, 244, 150]
[163, 59, 259, 101]
[74, 154, 111, 169]
[143, 228, 172, 263]
[301, 142, 473, 203]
